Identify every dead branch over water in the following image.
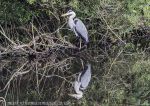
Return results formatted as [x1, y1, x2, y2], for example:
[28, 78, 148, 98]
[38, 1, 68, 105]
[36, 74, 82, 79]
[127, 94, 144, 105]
[0, 22, 99, 101]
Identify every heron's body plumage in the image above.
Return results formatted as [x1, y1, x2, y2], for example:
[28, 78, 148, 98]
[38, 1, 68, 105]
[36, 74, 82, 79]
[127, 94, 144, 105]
[61, 10, 91, 99]
[62, 10, 89, 44]
[74, 18, 89, 43]
[79, 64, 91, 90]
[69, 64, 91, 99]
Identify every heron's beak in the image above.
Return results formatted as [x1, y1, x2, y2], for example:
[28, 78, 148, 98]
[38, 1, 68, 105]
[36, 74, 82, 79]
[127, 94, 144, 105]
[61, 13, 68, 17]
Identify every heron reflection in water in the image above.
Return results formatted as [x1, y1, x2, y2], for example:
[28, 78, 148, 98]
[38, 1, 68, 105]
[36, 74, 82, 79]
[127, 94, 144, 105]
[69, 64, 91, 99]
[61, 10, 89, 47]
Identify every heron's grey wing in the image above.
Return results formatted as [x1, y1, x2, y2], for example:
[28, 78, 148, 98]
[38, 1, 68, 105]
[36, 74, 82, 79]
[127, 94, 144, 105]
[80, 64, 91, 90]
[74, 18, 89, 43]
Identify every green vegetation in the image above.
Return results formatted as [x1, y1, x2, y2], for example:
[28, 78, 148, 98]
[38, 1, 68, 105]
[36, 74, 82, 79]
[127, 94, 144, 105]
[125, 0, 150, 26]
[0, 0, 32, 25]
[0, 0, 149, 105]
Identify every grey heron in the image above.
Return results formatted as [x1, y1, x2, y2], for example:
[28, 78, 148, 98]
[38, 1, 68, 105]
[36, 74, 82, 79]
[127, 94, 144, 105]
[69, 64, 91, 99]
[61, 10, 89, 45]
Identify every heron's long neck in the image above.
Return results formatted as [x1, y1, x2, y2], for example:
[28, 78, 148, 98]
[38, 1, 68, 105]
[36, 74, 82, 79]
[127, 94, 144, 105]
[68, 14, 76, 29]
[69, 14, 76, 24]
[76, 89, 83, 95]
[69, 14, 76, 20]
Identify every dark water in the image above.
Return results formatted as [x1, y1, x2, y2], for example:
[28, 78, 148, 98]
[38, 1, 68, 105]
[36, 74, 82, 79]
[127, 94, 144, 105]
[0, 44, 150, 105]
[0, 47, 105, 105]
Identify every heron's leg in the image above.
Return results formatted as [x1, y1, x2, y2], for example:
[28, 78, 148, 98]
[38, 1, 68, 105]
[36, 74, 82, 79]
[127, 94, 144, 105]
[79, 38, 82, 49]
[80, 59, 84, 69]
